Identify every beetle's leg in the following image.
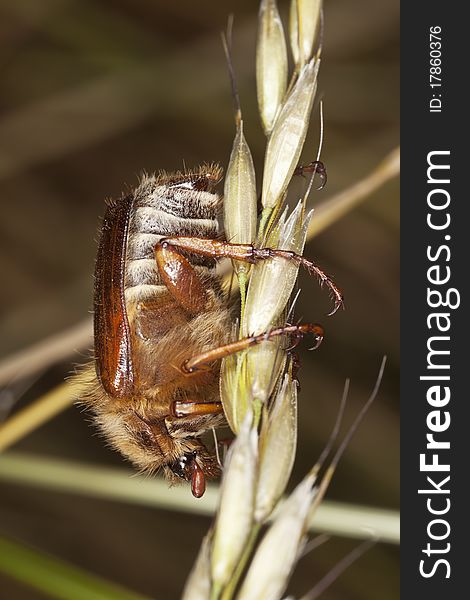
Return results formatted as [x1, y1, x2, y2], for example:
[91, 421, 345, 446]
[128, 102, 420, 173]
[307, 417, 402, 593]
[157, 237, 343, 316]
[181, 323, 324, 374]
[255, 161, 326, 214]
[294, 160, 327, 189]
[171, 400, 223, 418]
[290, 350, 302, 391]
[154, 241, 211, 314]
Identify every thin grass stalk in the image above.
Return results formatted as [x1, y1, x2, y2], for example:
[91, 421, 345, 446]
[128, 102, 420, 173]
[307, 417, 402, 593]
[0, 381, 79, 452]
[0, 452, 400, 543]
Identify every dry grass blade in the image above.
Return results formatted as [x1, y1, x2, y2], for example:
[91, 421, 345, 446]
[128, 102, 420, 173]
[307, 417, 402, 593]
[0, 381, 80, 452]
[0, 452, 399, 544]
[0, 318, 92, 387]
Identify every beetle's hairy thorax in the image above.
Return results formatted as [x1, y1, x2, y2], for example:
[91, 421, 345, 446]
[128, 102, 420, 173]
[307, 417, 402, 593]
[78, 364, 223, 480]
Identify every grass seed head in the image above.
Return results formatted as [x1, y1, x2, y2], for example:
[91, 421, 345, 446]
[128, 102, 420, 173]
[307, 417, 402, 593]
[224, 120, 257, 276]
[289, 0, 322, 67]
[237, 474, 317, 600]
[261, 58, 320, 209]
[211, 414, 258, 591]
[255, 372, 298, 522]
[257, 0, 288, 134]
[243, 201, 313, 336]
[181, 534, 212, 600]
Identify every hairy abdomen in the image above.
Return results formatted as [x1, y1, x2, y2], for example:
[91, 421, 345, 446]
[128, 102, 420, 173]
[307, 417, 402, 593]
[124, 174, 222, 304]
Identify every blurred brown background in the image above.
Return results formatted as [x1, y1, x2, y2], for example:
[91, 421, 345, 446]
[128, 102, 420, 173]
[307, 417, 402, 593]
[0, 0, 399, 598]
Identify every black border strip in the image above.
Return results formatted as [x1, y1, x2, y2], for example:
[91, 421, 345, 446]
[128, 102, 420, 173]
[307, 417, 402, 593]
[401, 4, 466, 597]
